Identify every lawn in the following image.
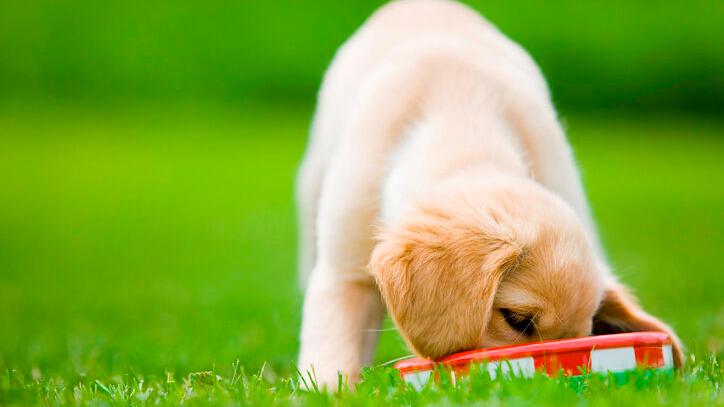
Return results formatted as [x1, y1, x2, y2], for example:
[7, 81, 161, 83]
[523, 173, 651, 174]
[0, 100, 722, 405]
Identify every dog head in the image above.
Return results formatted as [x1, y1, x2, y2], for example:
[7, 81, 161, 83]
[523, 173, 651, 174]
[369, 175, 683, 366]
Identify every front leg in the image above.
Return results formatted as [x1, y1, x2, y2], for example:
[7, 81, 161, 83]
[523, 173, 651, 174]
[298, 269, 385, 388]
[297, 65, 424, 388]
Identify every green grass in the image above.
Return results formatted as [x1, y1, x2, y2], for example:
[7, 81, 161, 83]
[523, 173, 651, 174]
[3, 361, 724, 406]
[1, 100, 723, 405]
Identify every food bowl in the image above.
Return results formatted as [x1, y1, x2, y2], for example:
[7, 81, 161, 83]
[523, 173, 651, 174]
[394, 331, 674, 389]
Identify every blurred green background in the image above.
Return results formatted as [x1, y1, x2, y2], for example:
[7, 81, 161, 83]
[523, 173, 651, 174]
[1, 0, 723, 381]
[2, 0, 723, 110]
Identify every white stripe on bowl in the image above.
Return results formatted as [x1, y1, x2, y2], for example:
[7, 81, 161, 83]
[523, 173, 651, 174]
[404, 370, 432, 390]
[486, 357, 536, 379]
[590, 346, 636, 373]
[662, 344, 674, 368]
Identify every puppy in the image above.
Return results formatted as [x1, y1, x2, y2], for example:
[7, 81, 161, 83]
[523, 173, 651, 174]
[296, 0, 683, 386]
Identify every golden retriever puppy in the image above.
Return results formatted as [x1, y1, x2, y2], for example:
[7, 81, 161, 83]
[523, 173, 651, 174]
[296, 0, 682, 387]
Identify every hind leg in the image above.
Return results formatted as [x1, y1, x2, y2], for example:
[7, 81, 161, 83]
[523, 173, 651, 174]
[295, 152, 324, 284]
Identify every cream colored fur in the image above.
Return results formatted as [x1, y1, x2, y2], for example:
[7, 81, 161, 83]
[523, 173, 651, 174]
[296, 0, 682, 388]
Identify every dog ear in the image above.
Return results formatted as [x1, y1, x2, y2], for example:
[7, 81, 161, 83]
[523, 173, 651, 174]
[592, 281, 684, 368]
[369, 215, 521, 359]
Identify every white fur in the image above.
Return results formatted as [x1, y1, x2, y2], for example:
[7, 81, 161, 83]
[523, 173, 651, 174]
[296, 0, 609, 386]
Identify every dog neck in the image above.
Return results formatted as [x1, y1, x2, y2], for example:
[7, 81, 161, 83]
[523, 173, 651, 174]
[380, 112, 530, 223]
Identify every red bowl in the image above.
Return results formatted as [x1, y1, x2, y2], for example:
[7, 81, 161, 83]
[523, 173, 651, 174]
[395, 331, 674, 388]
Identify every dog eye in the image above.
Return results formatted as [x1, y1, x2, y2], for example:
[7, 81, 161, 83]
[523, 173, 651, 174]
[500, 308, 535, 336]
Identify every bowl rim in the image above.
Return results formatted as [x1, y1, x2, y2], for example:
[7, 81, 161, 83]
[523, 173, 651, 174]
[395, 331, 672, 373]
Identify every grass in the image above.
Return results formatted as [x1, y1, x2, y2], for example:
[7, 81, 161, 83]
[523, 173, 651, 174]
[2, 360, 724, 406]
[0, 99, 723, 405]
